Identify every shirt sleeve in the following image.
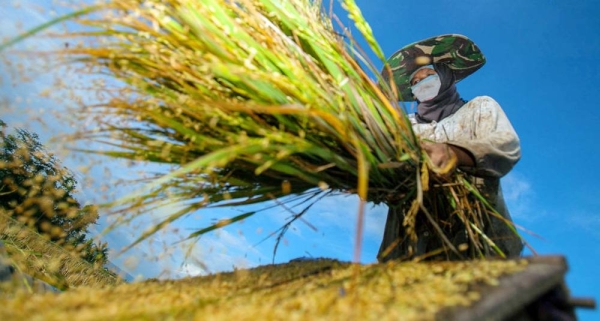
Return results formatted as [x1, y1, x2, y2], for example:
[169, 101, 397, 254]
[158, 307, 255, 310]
[447, 96, 521, 178]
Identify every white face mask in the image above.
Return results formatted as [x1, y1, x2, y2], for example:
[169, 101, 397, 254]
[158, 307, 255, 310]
[411, 74, 441, 102]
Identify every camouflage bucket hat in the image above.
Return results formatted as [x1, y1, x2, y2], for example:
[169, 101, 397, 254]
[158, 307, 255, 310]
[381, 34, 486, 101]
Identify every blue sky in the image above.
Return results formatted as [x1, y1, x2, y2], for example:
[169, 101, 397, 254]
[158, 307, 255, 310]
[1, 0, 599, 319]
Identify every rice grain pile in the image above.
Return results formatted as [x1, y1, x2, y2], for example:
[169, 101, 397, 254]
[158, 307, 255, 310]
[0, 258, 529, 320]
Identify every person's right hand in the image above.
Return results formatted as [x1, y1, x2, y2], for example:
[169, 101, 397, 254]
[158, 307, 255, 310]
[421, 141, 475, 176]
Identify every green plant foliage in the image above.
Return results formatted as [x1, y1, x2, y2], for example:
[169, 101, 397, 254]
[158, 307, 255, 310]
[0, 120, 108, 266]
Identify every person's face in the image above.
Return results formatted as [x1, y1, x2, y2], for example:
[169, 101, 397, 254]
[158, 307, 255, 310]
[410, 68, 437, 86]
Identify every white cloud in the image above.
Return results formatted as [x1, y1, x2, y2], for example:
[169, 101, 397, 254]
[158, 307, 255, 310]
[501, 171, 544, 222]
[569, 213, 600, 240]
[502, 172, 531, 203]
[185, 229, 265, 275]
[364, 203, 387, 238]
[301, 194, 386, 239]
[260, 194, 387, 262]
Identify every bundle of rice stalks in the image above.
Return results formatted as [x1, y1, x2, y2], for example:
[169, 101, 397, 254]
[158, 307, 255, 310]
[1, 0, 515, 261]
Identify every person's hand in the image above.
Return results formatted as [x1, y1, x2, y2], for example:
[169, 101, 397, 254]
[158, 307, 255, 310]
[421, 141, 475, 177]
[421, 141, 459, 175]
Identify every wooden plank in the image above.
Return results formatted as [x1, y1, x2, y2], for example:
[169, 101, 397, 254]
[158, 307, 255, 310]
[437, 256, 568, 320]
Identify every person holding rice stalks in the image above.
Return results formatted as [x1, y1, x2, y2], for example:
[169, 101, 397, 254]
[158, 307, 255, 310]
[379, 34, 523, 262]
[0, 0, 523, 262]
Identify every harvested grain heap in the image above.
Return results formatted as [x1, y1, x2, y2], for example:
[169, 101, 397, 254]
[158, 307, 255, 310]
[0, 258, 529, 320]
[1, 0, 518, 258]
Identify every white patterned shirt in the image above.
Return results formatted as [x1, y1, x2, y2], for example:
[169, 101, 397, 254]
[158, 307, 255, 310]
[409, 96, 523, 256]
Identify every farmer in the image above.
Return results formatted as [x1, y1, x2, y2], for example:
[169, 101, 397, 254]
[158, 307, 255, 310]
[379, 34, 523, 261]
